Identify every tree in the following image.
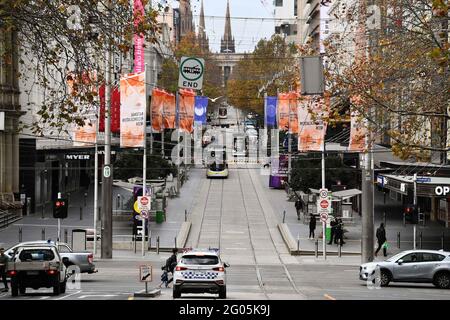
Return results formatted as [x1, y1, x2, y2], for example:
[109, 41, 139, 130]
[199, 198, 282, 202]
[227, 35, 299, 114]
[0, 0, 161, 135]
[325, 0, 449, 161]
[158, 32, 224, 101]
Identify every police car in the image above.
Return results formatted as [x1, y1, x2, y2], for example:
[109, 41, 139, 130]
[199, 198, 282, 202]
[172, 248, 229, 299]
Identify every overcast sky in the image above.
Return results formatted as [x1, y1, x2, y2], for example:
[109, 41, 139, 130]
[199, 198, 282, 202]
[174, 0, 277, 53]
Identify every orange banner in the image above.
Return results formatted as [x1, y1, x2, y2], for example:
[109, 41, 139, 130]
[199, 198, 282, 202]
[297, 95, 329, 152]
[151, 88, 164, 132]
[349, 95, 368, 152]
[277, 93, 290, 131]
[179, 89, 196, 133]
[289, 91, 299, 134]
[163, 92, 176, 129]
[120, 72, 146, 148]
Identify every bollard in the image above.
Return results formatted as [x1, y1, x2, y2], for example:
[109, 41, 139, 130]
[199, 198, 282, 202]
[149, 237, 152, 250]
[174, 237, 177, 249]
[134, 234, 137, 254]
[84, 193, 87, 207]
[64, 229, 68, 244]
[157, 236, 160, 254]
[419, 232, 423, 249]
[338, 239, 342, 257]
[19, 227, 22, 243]
[442, 232, 445, 250]
[41, 205, 44, 219]
[185, 209, 187, 222]
[397, 232, 401, 248]
[315, 239, 319, 258]
[283, 210, 286, 223]
[116, 194, 120, 209]
[41, 228, 45, 241]
[80, 206, 83, 220]
[297, 237, 300, 255]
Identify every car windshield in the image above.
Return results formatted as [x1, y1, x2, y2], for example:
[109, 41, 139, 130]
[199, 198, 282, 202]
[181, 255, 219, 265]
[19, 249, 55, 261]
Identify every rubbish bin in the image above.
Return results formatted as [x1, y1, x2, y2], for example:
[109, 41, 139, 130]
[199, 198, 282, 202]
[325, 216, 333, 243]
[156, 211, 165, 223]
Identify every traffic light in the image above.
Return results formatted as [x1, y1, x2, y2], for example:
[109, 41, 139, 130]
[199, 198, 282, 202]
[404, 204, 419, 224]
[53, 199, 68, 219]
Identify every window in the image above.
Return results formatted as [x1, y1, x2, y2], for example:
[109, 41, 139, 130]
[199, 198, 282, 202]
[181, 255, 219, 265]
[274, 0, 283, 7]
[399, 253, 422, 263]
[422, 253, 445, 262]
[58, 245, 71, 253]
[19, 249, 55, 262]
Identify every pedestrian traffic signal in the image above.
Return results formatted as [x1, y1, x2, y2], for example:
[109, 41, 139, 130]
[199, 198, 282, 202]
[404, 204, 419, 224]
[53, 199, 68, 219]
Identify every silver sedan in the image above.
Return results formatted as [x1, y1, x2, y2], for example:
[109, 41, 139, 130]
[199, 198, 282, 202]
[359, 250, 450, 289]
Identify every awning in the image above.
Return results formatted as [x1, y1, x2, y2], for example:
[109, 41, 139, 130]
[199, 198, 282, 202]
[331, 189, 362, 199]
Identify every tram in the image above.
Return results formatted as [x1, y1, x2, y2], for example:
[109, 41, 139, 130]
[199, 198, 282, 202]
[206, 147, 229, 178]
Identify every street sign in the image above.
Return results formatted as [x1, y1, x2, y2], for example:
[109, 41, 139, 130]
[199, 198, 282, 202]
[320, 213, 328, 223]
[416, 177, 431, 183]
[137, 196, 151, 212]
[103, 165, 111, 178]
[139, 265, 152, 282]
[319, 188, 328, 199]
[178, 56, 205, 90]
[141, 210, 149, 219]
[317, 196, 331, 215]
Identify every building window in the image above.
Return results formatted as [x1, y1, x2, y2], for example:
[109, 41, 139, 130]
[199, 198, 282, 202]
[274, 0, 283, 7]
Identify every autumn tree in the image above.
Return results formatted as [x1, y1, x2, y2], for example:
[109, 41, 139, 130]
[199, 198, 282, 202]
[227, 35, 299, 114]
[0, 0, 162, 135]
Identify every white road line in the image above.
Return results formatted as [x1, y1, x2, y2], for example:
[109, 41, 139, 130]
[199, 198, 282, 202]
[55, 290, 82, 300]
[40, 296, 50, 300]
[78, 294, 117, 299]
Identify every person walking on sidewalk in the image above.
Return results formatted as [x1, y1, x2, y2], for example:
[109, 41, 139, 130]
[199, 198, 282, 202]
[295, 199, 303, 220]
[328, 218, 338, 244]
[335, 219, 345, 245]
[309, 214, 316, 239]
[375, 223, 387, 257]
[0, 248, 9, 292]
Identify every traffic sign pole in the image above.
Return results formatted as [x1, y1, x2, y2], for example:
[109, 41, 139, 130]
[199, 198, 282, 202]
[143, 64, 147, 257]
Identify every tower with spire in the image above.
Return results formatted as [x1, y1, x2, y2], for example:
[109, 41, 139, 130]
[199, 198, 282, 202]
[220, 0, 235, 53]
[198, 0, 209, 52]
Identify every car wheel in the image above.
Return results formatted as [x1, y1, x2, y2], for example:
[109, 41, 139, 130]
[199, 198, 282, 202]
[380, 270, 391, 287]
[53, 280, 61, 296]
[19, 285, 26, 295]
[173, 286, 181, 299]
[60, 281, 66, 294]
[434, 272, 450, 289]
[219, 286, 226, 299]
[11, 280, 18, 297]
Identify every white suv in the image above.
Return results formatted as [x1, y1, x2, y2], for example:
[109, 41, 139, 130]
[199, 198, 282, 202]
[172, 249, 229, 299]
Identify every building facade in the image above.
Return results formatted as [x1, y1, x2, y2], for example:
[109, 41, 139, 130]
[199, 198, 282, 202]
[273, 0, 299, 44]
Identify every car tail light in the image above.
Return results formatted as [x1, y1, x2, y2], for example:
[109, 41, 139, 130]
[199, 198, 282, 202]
[213, 267, 224, 272]
[175, 266, 187, 271]
[47, 270, 57, 275]
[216, 280, 224, 285]
[8, 270, 17, 276]
[88, 253, 94, 264]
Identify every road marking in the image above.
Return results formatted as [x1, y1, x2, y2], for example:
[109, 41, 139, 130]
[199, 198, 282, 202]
[324, 294, 336, 300]
[55, 290, 82, 300]
[40, 296, 50, 300]
[128, 296, 134, 300]
[78, 294, 117, 299]
[224, 247, 248, 250]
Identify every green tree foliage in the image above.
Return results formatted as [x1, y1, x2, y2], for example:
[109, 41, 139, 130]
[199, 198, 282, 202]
[227, 35, 298, 114]
[290, 156, 358, 192]
[113, 151, 176, 181]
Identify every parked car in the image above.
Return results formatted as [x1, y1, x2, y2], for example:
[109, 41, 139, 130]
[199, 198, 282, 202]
[172, 248, 229, 299]
[5, 241, 96, 274]
[359, 250, 450, 289]
[7, 243, 67, 296]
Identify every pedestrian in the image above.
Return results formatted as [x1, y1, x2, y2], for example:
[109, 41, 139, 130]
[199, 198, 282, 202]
[295, 199, 304, 220]
[375, 223, 387, 257]
[0, 248, 9, 292]
[336, 219, 345, 245]
[309, 214, 316, 239]
[158, 248, 178, 288]
[328, 218, 337, 245]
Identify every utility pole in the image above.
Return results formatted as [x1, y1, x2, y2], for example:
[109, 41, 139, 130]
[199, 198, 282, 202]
[142, 64, 148, 257]
[288, 88, 292, 184]
[413, 173, 417, 250]
[101, 1, 113, 259]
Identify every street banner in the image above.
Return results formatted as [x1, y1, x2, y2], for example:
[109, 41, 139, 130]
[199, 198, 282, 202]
[277, 93, 290, 131]
[133, 0, 145, 73]
[150, 88, 165, 132]
[349, 95, 368, 152]
[265, 96, 277, 127]
[163, 92, 176, 129]
[297, 95, 329, 152]
[178, 88, 196, 133]
[120, 72, 146, 148]
[99, 85, 121, 133]
[194, 96, 208, 125]
[68, 72, 97, 147]
[289, 91, 299, 134]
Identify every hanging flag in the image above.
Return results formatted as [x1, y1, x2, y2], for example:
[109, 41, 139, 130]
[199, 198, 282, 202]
[194, 96, 208, 125]
[265, 96, 277, 127]
[99, 85, 121, 133]
[289, 91, 299, 134]
[349, 95, 368, 152]
[150, 88, 165, 132]
[178, 89, 196, 133]
[163, 92, 176, 129]
[277, 93, 290, 131]
[133, 0, 145, 73]
[120, 72, 146, 148]
[297, 95, 329, 152]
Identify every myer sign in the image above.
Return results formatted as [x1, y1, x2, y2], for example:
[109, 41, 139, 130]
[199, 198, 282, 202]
[178, 56, 204, 90]
[435, 186, 450, 196]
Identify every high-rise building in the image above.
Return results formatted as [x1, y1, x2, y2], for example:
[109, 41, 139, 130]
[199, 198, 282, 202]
[220, 0, 235, 53]
[297, 0, 333, 51]
[274, 0, 298, 44]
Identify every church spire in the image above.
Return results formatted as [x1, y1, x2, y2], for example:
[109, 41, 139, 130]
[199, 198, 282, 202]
[198, 0, 209, 52]
[221, 0, 235, 53]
